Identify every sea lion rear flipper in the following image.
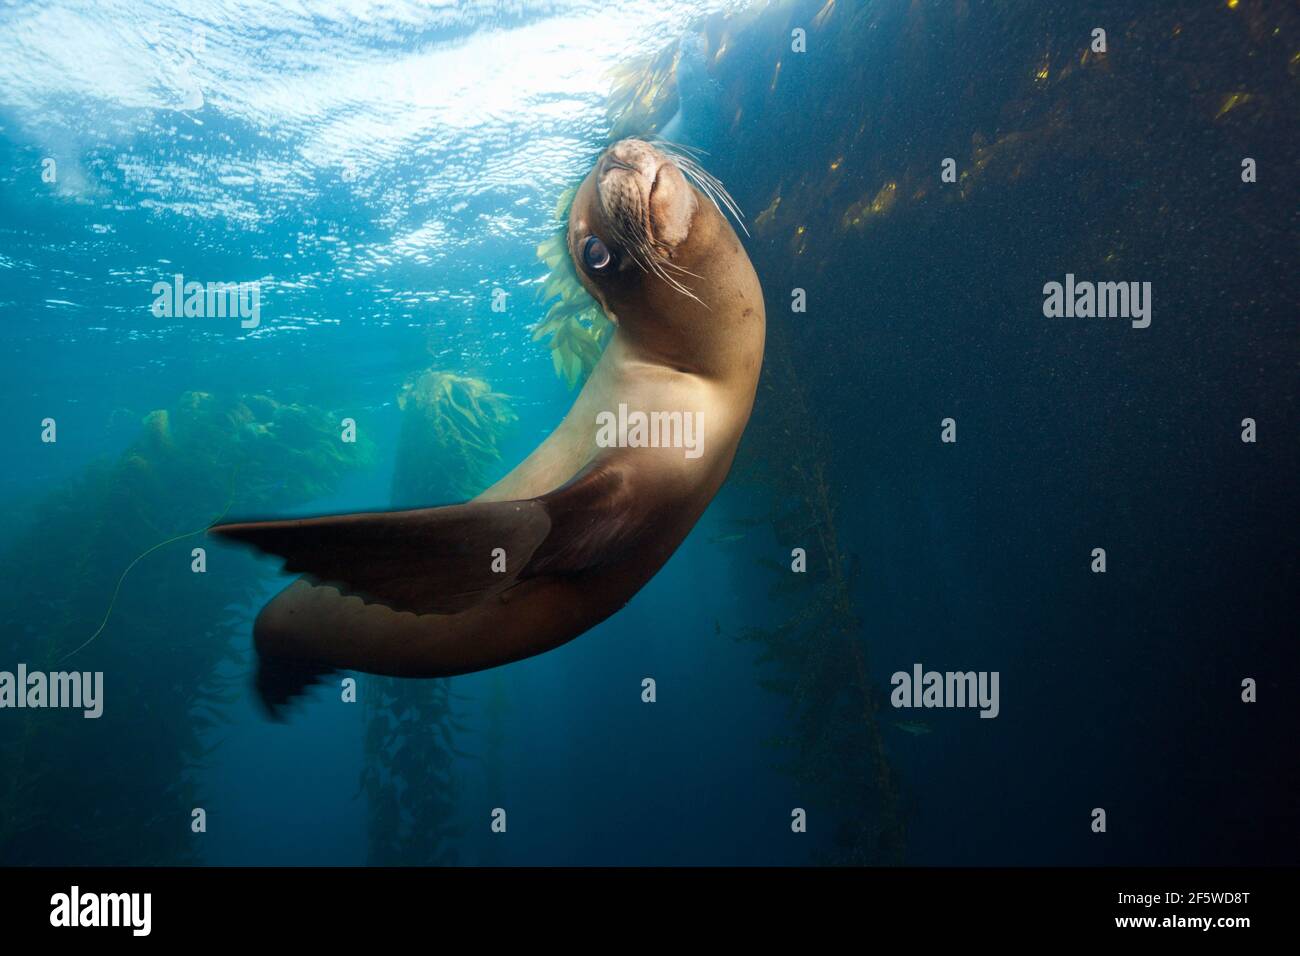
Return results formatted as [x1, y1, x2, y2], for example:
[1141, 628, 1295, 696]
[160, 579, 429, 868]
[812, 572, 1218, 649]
[209, 454, 641, 617]
[212, 455, 646, 712]
[254, 656, 336, 721]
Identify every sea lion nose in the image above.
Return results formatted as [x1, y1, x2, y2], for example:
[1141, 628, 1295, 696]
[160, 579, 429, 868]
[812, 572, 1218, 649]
[602, 138, 661, 182]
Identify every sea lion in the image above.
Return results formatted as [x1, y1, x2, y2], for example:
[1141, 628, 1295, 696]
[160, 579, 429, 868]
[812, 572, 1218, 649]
[212, 138, 765, 713]
[659, 35, 722, 153]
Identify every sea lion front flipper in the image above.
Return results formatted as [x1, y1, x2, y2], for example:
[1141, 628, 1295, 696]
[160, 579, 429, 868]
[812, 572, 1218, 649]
[209, 454, 642, 617]
[211, 499, 550, 615]
[214, 455, 648, 712]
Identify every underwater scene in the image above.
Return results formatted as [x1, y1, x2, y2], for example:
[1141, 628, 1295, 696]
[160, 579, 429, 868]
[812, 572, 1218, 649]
[0, 0, 1296, 873]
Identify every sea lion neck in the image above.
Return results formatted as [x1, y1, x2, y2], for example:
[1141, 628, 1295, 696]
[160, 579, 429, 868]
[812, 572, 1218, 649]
[611, 198, 765, 384]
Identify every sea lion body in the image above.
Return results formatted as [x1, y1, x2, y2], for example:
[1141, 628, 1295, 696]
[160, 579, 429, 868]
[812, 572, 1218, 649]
[213, 139, 764, 710]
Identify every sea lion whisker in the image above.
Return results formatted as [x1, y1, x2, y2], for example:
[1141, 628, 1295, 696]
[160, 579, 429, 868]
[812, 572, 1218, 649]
[607, 217, 652, 276]
[650, 137, 709, 160]
[644, 244, 704, 305]
[666, 154, 749, 237]
[659, 258, 703, 281]
[685, 162, 740, 221]
[626, 237, 658, 278]
[691, 167, 747, 235]
[647, 253, 686, 291]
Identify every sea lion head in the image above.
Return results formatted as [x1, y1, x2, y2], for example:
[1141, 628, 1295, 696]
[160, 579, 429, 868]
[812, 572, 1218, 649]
[566, 138, 761, 370]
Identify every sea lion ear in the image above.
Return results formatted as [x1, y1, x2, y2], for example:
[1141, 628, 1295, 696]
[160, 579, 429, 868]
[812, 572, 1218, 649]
[649, 165, 697, 248]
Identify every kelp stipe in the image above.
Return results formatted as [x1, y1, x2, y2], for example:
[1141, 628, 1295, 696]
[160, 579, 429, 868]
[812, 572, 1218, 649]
[604, 5, 908, 864]
[735, 345, 905, 865]
[360, 675, 466, 865]
[359, 368, 516, 865]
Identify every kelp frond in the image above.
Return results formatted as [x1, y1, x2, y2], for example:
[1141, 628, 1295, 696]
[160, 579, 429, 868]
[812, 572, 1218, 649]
[394, 370, 517, 502]
[531, 185, 611, 388]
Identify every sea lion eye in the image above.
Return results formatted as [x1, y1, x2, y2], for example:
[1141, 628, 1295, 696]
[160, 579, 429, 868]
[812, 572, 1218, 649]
[582, 235, 614, 274]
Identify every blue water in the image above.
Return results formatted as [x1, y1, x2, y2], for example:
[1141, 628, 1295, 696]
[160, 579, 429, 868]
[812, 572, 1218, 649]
[0, 0, 809, 867]
[1, 0, 1296, 866]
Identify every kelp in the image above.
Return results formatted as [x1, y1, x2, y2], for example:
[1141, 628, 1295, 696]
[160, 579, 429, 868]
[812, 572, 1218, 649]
[601, 2, 907, 864]
[605, 39, 685, 141]
[0, 391, 373, 864]
[393, 370, 517, 504]
[360, 368, 516, 865]
[604, 2, 787, 141]
[476, 671, 508, 865]
[597, 0, 1299, 864]
[531, 186, 611, 388]
[733, 345, 904, 864]
[702, 0, 1299, 268]
[360, 676, 465, 866]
